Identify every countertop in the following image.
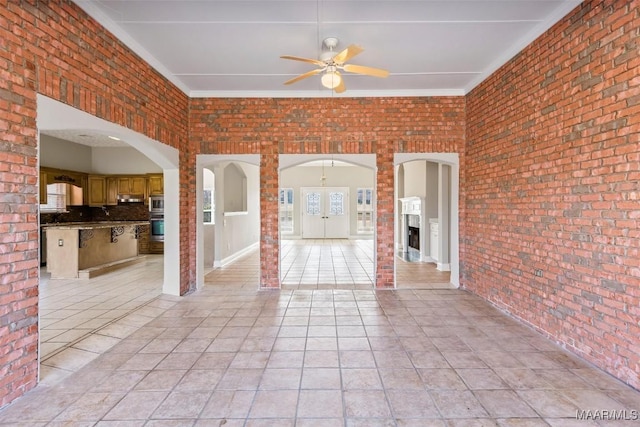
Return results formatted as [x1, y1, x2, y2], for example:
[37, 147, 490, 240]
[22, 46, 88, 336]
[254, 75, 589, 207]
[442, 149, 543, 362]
[42, 221, 149, 230]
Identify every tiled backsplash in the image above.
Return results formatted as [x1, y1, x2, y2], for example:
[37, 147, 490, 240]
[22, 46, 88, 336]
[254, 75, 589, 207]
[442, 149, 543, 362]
[41, 204, 150, 224]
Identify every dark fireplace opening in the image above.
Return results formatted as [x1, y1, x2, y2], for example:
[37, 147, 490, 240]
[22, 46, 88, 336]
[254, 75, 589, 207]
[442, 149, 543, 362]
[408, 226, 420, 250]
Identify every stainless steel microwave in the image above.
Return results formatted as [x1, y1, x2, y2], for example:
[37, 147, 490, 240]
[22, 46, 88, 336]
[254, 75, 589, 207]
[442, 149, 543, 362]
[149, 195, 164, 214]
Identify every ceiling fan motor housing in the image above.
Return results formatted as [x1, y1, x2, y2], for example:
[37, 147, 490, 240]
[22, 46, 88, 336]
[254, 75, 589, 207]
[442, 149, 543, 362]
[320, 51, 336, 62]
[320, 37, 339, 62]
[323, 37, 339, 50]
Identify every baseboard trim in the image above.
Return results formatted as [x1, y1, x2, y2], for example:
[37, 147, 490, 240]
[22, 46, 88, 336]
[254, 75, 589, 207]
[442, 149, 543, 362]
[437, 262, 451, 272]
[215, 242, 259, 268]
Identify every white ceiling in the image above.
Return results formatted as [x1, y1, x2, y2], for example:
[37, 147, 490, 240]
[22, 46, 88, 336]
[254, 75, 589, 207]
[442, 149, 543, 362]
[41, 129, 131, 147]
[73, 0, 582, 98]
[43, 0, 581, 148]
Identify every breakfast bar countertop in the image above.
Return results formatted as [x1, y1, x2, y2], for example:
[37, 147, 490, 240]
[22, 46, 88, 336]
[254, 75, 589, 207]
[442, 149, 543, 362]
[42, 220, 149, 229]
[44, 221, 150, 279]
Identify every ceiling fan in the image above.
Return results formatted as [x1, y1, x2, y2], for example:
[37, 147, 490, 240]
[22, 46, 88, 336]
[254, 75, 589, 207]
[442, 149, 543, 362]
[281, 37, 389, 93]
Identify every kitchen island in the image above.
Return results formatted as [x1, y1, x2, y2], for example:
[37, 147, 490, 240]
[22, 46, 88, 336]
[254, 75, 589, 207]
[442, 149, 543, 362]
[44, 221, 149, 279]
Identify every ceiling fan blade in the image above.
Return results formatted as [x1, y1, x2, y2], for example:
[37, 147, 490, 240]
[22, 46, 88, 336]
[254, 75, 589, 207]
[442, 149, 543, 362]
[332, 44, 363, 64]
[280, 55, 326, 67]
[343, 64, 390, 78]
[333, 72, 346, 93]
[283, 68, 323, 85]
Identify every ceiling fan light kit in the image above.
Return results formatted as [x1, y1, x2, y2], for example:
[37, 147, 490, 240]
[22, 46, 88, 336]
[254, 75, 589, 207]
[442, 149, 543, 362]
[321, 67, 342, 89]
[281, 37, 389, 93]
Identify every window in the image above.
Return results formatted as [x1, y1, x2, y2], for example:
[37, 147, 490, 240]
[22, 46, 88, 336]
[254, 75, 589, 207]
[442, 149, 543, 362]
[40, 183, 67, 213]
[203, 168, 215, 224]
[203, 189, 214, 224]
[279, 188, 294, 233]
[305, 191, 320, 215]
[329, 191, 344, 216]
[356, 188, 373, 233]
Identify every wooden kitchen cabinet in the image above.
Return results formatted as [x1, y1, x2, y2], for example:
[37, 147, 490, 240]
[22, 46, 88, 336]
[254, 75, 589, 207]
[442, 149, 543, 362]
[149, 241, 164, 254]
[39, 170, 48, 204]
[106, 177, 118, 205]
[137, 224, 150, 254]
[138, 225, 163, 254]
[40, 167, 88, 206]
[89, 175, 149, 206]
[87, 176, 107, 206]
[117, 176, 146, 195]
[147, 174, 164, 196]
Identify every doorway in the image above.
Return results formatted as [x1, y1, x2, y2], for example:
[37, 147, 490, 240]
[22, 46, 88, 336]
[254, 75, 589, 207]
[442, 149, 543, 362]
[301, 187, 349, 238]
[36, 95, 180, 384]
[197, 155, 261, 289]
[279, 154, 376, 288]
[394, 153, 460, 289]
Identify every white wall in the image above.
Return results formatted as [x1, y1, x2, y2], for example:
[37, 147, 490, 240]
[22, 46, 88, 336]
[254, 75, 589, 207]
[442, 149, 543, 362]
[425, 161, 439, 220]
[40, 135, 92, 172]
[40, 135, 163, 175]
[280, 164, 374, 237]
[203, 224, 215, 268]
[203, 169, 215, 268]
[91, 147, 162, 174]
[402, 160, 427, 197]
[219, 162, 260, 260]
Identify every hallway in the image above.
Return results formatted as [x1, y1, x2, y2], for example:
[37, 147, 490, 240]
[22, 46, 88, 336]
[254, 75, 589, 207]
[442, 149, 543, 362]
[6, 263, 640, 424]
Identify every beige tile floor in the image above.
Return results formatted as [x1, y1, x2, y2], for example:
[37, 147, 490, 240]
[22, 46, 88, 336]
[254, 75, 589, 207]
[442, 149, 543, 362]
[38, 255, 167, 385]
[281, 239, 375, 289]
[7, 244, 635, 425]
[206, 238, 452, 290]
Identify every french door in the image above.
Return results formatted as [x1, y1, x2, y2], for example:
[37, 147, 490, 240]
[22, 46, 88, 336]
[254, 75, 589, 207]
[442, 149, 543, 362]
[301, 187, 349, 238]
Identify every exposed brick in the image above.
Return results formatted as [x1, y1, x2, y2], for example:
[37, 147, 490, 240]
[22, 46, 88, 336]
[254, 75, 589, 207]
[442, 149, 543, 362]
[465, 0, 640, 389]
[190, 97, 465, 288]
[0, 0, 188, 409]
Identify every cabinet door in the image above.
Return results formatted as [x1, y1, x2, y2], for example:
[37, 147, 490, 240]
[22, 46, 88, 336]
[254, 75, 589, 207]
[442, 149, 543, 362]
[147, 175, 163, 196]
[87, 176, 107, 206]
[106, 177, 118, 205]
[149, 241, 164, 254]
[39, 170, 48, 204]
[130, 177, 146, 195]
[137, 225, 150, 254]
[117, 177, 131, 195]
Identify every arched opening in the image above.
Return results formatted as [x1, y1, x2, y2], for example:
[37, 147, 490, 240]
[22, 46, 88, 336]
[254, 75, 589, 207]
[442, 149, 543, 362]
[196, 155, 261, 289]
[279, 154, 376, 289]
[394, 153, 460, 289]
[35, 94, 180, 383]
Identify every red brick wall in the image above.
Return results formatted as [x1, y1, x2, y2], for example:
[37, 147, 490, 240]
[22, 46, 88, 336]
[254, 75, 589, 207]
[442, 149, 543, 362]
[464, 0, 640, 388]
[0, 0, 188, 407]
[190, 97, 466, 288]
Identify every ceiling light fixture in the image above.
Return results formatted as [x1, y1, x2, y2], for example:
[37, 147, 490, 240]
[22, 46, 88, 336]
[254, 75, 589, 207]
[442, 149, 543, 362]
[321, 66, 342, 89]
[108, 135, 121, 141]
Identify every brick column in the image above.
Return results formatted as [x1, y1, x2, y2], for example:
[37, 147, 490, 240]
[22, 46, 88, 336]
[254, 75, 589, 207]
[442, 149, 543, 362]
[376, 146, 395, 288]
[260, 150, 280, 288]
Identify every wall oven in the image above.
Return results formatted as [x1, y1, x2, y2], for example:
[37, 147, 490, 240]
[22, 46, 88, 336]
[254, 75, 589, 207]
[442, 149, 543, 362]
[149, 215, 164, 241]
[149, 195, 164, 241]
